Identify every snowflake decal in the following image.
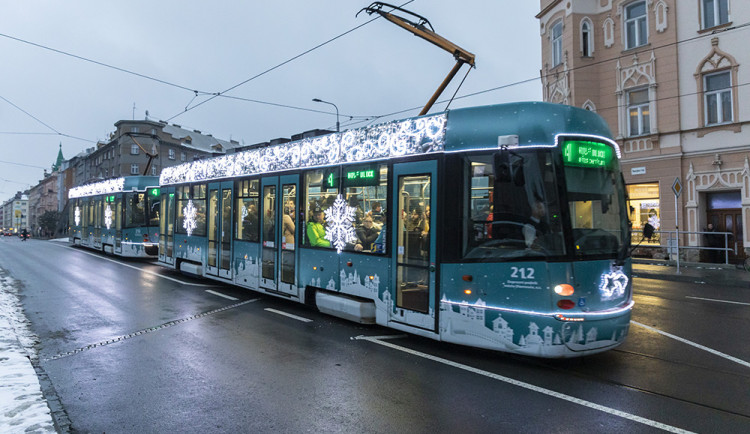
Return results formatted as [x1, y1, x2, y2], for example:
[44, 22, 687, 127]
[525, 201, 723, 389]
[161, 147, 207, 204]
[183, 199, 197, 236]
[600, 266, 628, 301]
[104, 204, 113, 229]
[74, 206, 81, 226]
[324, 194, 357, 254]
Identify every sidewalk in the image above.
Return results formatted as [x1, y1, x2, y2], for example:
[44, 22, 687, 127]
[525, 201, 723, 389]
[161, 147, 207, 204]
[633, 259, 750, 288]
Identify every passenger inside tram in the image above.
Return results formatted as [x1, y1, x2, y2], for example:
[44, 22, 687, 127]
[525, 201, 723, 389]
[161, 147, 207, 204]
[306, 208, 331, 247]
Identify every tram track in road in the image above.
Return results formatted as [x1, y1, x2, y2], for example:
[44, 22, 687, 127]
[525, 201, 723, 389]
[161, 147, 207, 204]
[40, 297, 260, 362]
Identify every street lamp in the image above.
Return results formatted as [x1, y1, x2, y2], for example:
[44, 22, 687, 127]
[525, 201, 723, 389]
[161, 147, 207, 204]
[312, 98, 340, 132]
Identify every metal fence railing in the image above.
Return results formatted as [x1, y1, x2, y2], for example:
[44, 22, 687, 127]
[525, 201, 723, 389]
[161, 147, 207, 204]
[637, 229, 736, 265]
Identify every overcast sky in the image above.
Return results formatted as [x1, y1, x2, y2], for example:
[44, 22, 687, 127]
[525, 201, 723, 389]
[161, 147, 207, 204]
[0, 1, 542, 198]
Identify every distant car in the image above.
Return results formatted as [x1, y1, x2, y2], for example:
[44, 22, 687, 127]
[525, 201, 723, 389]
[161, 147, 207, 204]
[3, 231, 11, 236]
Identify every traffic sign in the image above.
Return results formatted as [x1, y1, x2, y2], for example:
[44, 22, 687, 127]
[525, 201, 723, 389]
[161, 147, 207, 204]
[672, 177, 682, 198]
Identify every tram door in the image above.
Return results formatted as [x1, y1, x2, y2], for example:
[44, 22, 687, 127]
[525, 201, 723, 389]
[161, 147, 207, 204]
[391, 161, 437, 331]
[207, 182, 233, 279]
[115, 195, 123, 255]
[259, 175, 299, 296]
[159, 191, 175, 265]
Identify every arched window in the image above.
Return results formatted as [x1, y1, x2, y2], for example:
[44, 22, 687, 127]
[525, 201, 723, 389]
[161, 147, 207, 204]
[581, 18, 593, 56]
[551, 21, 563, 67]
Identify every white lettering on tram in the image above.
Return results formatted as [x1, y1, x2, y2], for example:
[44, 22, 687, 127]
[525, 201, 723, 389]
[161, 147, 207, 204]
[355, 335, 695, 434]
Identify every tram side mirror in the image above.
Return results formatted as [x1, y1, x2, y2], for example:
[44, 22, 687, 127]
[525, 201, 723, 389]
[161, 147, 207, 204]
[643, 222, 654, 240]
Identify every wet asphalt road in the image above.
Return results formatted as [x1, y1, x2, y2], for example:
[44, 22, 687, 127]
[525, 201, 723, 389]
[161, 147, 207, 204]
[1, 237, 749, 433]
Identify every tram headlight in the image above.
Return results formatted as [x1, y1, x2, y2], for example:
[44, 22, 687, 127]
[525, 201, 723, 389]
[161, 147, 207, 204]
[554, 284, 575, 296]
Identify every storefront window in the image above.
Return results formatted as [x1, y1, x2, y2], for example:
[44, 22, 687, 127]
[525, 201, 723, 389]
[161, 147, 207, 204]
[627, 183, 660, 244]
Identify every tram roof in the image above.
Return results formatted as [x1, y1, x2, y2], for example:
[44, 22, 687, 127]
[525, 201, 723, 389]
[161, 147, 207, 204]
[158, 102, 614, 186]
[444, 101, 612, 152]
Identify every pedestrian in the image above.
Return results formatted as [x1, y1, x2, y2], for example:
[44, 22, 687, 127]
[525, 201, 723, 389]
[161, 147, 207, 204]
[704, 223, 722, 263]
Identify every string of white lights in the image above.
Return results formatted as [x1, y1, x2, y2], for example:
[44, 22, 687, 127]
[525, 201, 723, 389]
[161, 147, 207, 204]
[160, 114, 447, 186]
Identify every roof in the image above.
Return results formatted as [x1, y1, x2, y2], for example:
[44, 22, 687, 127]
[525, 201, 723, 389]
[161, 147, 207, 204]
[161, 124, 236, 154]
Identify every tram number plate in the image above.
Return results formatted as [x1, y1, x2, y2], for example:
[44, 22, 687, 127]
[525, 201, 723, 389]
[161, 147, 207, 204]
[510, 267, 535, 279]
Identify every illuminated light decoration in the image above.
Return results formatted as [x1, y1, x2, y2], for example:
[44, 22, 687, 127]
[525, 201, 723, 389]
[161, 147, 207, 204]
[104, 205, 113, 229]
[324, 194, 357, 254]
[600, 266, 629, 301]
[440, 299, 634, 319]
[159, 114, 447, 186]
[183, 199, 198, 236]
[74, 206, 81, 226]
[69, 177, 126, 199]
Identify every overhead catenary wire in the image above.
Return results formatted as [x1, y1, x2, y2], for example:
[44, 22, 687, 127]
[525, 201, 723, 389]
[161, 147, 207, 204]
[166, 0, 416, 121]
[346, 20, 750, 127]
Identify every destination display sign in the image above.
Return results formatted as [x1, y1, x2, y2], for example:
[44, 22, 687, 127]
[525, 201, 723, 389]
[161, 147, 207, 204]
[342, 164, 380, 187]
[562, 139, 614, 170]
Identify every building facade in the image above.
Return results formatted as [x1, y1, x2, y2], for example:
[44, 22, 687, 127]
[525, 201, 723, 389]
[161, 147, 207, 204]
[537, 0, 749, 262]
[83, 120, 239, 186]
[1, 193, 30, 234]
[28, 171, 59, 237]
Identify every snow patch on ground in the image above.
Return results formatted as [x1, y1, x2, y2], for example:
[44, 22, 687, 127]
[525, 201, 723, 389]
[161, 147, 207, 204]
[0, 272, 56, 433]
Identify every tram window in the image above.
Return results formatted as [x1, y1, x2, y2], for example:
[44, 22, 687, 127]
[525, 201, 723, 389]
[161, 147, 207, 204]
[463, 152, 565, 260]
[341, 164, 388, 253]
[147, 191, 160, 228]
[125, 193, 146, 228]
[303, 169, 337, 249]
[235, 179, 259, 242]
[175, 184, 207, 236]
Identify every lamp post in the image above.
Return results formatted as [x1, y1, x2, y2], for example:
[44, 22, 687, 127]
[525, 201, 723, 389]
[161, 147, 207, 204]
[312, 98, 340, 132]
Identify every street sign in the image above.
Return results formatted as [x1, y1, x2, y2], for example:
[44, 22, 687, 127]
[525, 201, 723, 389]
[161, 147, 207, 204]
[672, 177, 682, 198]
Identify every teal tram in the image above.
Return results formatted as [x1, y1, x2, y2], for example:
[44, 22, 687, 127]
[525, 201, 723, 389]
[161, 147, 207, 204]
[157, 102, 633, 358]
[68, 176, 161, 257]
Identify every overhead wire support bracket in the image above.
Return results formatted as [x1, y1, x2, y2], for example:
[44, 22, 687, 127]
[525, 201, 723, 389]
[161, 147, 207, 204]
[358, 2, 476, 115]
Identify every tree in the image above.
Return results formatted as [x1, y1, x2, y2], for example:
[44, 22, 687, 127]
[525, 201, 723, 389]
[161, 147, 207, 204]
[38, 210, 62, 237]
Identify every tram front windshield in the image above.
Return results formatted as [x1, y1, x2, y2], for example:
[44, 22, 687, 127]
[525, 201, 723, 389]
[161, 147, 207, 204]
[464, 143, 627, 261]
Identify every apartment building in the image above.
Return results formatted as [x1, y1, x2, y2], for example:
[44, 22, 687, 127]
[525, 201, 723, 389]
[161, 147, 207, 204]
[537, 0, 749, 261]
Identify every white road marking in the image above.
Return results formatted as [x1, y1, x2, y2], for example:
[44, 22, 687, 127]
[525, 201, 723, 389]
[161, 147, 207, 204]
[205, 290, 238, 301]
[52, 243, 215, 286]
[685, 296, 750, 306]
[355, 335, 694, 434]
[264, 308, 312, 323]
[631, 321, 750, 369]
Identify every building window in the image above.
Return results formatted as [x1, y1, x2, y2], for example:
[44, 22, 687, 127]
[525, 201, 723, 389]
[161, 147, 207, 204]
[702, 0, 729, 29]
[131, 164, 139, 175]
[627, 88, 650, 136]
[581, 19, 593, 56]
[625, 1, 647, 50]
[704, 71, 733, 125]
[551, 21, 563, 67]
[181, 152, 186, 162]
[169, 149, 176, 160]
[131, 144, 139, 155]
[151, 166, 157, 176]
[627, 183, 660, 245]
[131, 127, 139, 133]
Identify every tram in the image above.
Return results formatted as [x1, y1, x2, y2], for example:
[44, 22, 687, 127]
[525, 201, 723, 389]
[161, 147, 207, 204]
[157, 102, 633, 358]
[68, 176, 160, 257]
